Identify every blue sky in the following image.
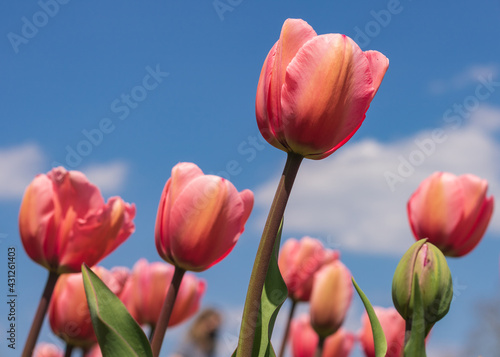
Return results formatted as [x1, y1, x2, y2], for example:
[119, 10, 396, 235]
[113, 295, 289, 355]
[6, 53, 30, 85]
[1, 0, 500, 356]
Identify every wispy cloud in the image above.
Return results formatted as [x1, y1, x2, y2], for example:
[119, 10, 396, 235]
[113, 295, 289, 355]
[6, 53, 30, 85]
[254, 105, 500, 256]
[429, 64, 499, 95]
[0, 143, 45, 200]
[0, 143, 130, 200]
[81, 161, 129, 195]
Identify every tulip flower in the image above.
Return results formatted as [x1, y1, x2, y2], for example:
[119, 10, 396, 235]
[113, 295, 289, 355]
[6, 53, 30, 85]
[121, 259, 206, 328]
[155, 162, 254, 272]
[279, 237, 339, 302]
[110, 266, 131, 296]
[152, 162, 252, 356]
[238, 18, 388, 356]
[20, 167, 135, 357]
[256, 18, 389, 160]
[19, 167, 136, 274]
[310, 261, 353, 338]
[85, 345, 103, 357]
[33, 343, 63, 357]
[290, 314, 354, 357]
[48, 266, 124, 349]
[407, 172, 494, 257]
[359, 307, 405, 357]
[392, 239, 453, 335]
[277, 237, 339, 357]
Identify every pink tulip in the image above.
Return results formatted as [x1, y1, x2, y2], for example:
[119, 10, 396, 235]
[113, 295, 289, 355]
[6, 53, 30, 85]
[33, 343, 63, 357]
[310, 261, 353, 338]
[256, 18, 389, 160]
[359, 307, 405, 357]
[110, 266, 131, 296]
[155, 162, 254, 272]
[290, 314, 354, 357]
[48, 266, 124, 348]
[278, 237, 339, 301]
[85, 345, 103, 357]
[408, 172, 494, 257]
[19, 167, 136, 274]
[120, 259, 206, 328]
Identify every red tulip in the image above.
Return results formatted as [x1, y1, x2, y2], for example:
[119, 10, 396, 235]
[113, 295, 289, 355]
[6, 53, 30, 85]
[278, 237, 339, 301]
[48, 266, 123, 348]
[33, 343, 63, 357]
[155, 162, 254, 272]
[310, 261, 353, 338]
[19, 167, 135, 274]
[408, 172, 494, 257]
[120, 259, 206, 328]
[290, 314, 354, 357]
[359, 307, 405, 357]
[256, 18, 389, 160]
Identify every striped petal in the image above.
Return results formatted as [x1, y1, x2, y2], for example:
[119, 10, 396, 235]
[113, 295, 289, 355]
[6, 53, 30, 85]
[281, 34, 374, 159]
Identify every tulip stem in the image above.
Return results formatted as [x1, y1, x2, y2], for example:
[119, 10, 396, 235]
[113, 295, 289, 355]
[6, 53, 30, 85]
[237, 152, 303, 357]
[404, 319, 412, 346]
[151, 266, 186, 357]
[22, 271, 60, 357]
[314, 336, 325, 357]
[148, 325, 156, 342]
[64, 343, 74, 357]
[278, 299, 297, 357]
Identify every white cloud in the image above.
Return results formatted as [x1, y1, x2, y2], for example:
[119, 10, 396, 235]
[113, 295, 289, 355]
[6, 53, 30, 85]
[429, 64, 499, 95]
[0, 143, 130, 200]
[81, 161, 129, 195]
[254, 105, 500, 256]
[0, 143, 46, 200]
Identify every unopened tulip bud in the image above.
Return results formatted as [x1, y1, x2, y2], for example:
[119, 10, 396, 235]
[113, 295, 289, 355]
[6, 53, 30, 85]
[392, 239, 453, 331]
[310, 261, 353, 338]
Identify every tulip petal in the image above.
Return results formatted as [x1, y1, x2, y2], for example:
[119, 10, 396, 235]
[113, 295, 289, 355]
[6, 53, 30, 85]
[169, 176, 244, 271]
[408, 172, 463, 248]
[450, 174, 489, 247]
[169, 163, 205, 201]
[364, 51, 389, 99]
[452, 196, 494, 256]
[281, 34, 375, 159]
[239, 189, 255, 228]
[268, 19, 318, 146]
[256, 41, 285, 149]
[155, 179, 173, 261]
[19, 174, 55, 269]
[155, 163, 204, 263]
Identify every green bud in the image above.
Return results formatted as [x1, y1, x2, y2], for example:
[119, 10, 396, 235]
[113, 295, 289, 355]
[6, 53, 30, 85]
[392, 239, 453, 332]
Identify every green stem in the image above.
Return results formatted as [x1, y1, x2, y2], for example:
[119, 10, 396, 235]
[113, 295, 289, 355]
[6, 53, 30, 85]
[404, 319, 411, 347]
[150, 266, 186, 357]
[314, 336, 325, 357]
[236, 153, 303, 357]
[148, 324, 156, 342]
[64, 343, 74, 357]
[277, 300, 297, 357]
[22, 271, 60, 357]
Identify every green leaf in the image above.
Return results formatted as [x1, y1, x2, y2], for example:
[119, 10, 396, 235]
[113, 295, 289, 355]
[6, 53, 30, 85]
[352, 278, 387, 357]
[82, 264, 153, 357]
[404, 275, 427, 357]
[232, 221, 288, 357]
